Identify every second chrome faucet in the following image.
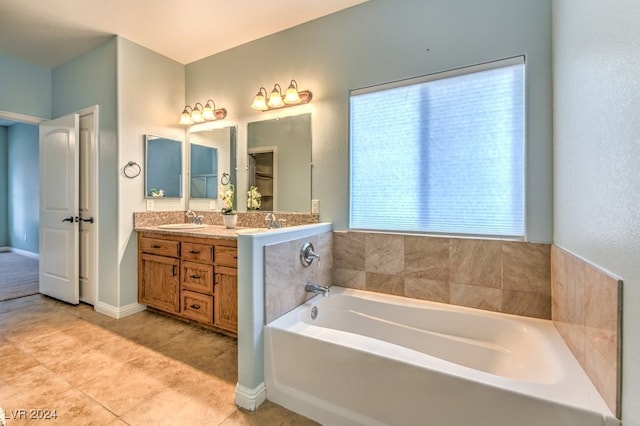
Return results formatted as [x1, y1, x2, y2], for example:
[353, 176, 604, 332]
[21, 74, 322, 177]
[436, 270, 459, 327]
[305, 283, 330, 297]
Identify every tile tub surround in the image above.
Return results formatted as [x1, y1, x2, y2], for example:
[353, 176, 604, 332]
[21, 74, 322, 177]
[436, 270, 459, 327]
[264, 232, 333, 324]
[551, 246, 622, 417]
[134, 210, 319, 228]
[332, 231, 552, 319]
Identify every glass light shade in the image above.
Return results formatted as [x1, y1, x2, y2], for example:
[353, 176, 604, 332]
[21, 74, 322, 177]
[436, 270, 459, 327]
[284, 83, 301, 104]
[202, 102, 215, 120]
[251, 90, 268, 111]
[268, 86, 285, 108]
[191, 105, 204, 123]
[179, 109, 193, 125]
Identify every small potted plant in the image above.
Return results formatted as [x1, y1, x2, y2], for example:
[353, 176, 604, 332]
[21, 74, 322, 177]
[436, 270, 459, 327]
[219, 183, 237, 228]
[149, 188, 164, 197]
[247, 185, 262, 211]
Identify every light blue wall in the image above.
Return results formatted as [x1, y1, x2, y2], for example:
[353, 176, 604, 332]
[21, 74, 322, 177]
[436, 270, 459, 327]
[0, 54, 51, 119]
[553, 0, 640, 423]
[7, 123, 39, 254]
[186, 0, 553, 242]
[52, 37, 119, 306]
[0, 127, 7, 246]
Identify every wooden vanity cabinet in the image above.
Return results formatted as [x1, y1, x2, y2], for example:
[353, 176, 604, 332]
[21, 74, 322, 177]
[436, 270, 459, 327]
[138, 232, 238, 336]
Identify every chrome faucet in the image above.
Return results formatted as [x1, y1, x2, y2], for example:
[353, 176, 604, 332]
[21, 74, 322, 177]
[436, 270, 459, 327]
[305, 283, 330, 297]
[185, 210, 202, 224]
[265, 212, 275, 229]
[265, 212, 285, 229]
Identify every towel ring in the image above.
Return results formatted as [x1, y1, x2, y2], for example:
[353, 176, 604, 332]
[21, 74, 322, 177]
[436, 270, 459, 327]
[123, 161, 141, 178]
[220, 172, 230, 185]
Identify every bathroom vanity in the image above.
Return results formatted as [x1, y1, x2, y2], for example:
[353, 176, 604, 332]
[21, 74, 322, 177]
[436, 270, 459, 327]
[137, 227, 238, 336]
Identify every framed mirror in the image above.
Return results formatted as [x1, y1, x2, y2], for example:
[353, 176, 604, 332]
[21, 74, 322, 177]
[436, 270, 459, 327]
[145, 135, 182, 198]
[188, 126, 237, 202]
[247, 113, 311, 212]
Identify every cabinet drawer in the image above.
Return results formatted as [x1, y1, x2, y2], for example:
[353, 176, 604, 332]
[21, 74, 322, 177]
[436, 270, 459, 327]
[181, 290, 213, 323]
[215, 246, 238, 267]
[182, 242, 214, 263]
[182, 261, 214, 294]
[140, 236, 180, 257]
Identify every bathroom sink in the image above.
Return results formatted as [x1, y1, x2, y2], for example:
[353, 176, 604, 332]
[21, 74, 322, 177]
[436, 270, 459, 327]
[158, 223, 208, 230]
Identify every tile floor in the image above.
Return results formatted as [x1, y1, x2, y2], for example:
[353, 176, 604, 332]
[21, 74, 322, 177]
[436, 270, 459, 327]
[0, 295, 318, 425]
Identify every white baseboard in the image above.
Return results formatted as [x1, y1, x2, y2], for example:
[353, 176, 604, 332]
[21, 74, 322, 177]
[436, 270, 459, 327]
[0, 247, 39, 259]
[11, 248, 39, 260]
[95, 301, 146, 319]
[235, 382, 267, 411]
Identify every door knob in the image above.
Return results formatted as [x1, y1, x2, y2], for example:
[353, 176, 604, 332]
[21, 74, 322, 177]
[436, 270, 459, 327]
[62, 216, 74, 223]
[78, 217, 94, 223]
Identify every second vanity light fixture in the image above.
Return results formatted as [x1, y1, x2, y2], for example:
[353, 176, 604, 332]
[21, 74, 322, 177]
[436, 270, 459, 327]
[251, 80, 313, 111]
[179, 99, 227, 125]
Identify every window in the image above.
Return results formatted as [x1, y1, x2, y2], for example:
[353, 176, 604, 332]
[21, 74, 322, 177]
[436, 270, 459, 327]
[349, 57, 525, 238]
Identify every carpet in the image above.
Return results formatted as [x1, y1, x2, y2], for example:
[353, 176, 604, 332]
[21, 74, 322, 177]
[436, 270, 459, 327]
[0, 252, 39, 301]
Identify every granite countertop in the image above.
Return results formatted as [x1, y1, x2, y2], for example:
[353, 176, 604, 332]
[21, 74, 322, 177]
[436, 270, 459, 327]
[134, 224, 259, 240]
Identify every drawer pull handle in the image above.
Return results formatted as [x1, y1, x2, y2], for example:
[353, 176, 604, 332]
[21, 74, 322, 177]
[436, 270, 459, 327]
[152, 245, 161, 249]
[172, 265, 177, 276]
[189, 250, 200, 254]
[190, 274, 202, 279]
[190, 303, 200, 310]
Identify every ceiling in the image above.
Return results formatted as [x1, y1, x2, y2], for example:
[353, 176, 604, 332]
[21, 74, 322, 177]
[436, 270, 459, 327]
[0, 0, 367, 68]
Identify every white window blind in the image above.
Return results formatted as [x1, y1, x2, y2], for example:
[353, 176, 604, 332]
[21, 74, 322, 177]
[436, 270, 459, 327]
[349, 57, 525, 238]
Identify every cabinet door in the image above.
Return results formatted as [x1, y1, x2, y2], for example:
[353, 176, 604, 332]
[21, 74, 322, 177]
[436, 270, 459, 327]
[139, 253, 180, 313]
[214, 266, 238, 333]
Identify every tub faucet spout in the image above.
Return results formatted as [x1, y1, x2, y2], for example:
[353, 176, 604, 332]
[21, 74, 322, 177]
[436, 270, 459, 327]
[305, 283, 330, 297]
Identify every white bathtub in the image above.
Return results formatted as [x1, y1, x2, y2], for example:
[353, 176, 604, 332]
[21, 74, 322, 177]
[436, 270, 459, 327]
[264, 287, 619, 426]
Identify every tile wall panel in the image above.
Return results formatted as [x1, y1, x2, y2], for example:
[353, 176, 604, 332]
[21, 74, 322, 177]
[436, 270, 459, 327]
[332, 231, 552, 319]
[264, 232, 333, 324]
[551, 246, 621, 417]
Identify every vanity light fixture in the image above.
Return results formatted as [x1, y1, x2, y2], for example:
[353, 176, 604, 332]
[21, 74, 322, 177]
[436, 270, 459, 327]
[179, 100, 228, 125]
[251, 79, 312, 111]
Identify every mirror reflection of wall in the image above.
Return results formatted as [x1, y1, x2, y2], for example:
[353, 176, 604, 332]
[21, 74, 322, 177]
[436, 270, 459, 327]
[187, 126, 237, 208]
[247, 113, 311, 212]
[190, 144, 218, 198]
[145, 135, 182, 198]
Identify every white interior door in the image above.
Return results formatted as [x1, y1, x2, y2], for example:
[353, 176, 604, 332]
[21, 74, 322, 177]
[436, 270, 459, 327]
[39, 114, 80, 304]
[79, 113, 96, 304]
